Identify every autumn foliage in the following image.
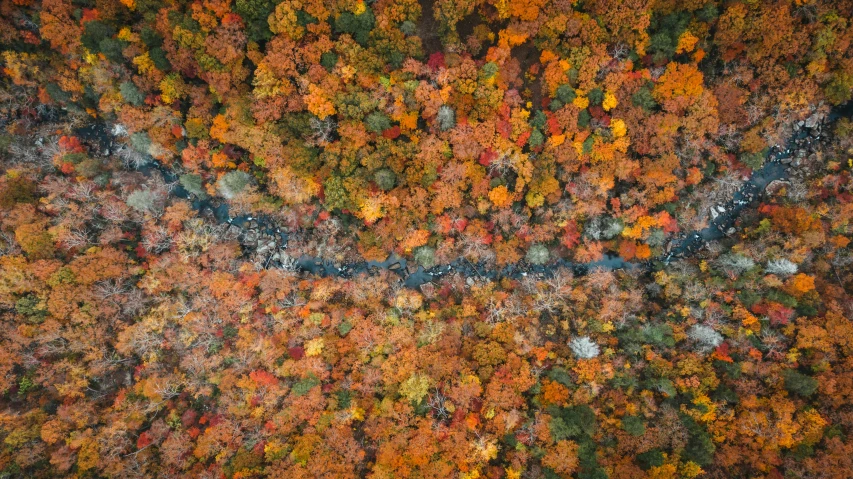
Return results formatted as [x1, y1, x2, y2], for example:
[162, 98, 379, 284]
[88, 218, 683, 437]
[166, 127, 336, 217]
[1, 0, 853, 477]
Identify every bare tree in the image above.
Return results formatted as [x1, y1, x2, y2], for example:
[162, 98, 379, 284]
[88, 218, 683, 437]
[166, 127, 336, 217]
[427, 388, 451, 421]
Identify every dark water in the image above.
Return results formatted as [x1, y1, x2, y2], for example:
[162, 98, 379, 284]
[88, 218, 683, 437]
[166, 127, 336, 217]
[76, 102, 849, 288]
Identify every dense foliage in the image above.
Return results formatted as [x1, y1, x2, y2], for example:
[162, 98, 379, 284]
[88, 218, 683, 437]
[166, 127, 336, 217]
[1, 0, 853, 477]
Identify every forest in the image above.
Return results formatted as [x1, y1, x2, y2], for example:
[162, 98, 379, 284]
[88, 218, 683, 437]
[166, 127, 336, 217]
[1, 0, 853, 477]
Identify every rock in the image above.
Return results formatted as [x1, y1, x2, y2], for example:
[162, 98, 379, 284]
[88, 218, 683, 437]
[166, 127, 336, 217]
[804, 113, 822, 129]
[765, 179, 789, 196]
[257, 239, 276, 252]
[242, 230, 258, 245]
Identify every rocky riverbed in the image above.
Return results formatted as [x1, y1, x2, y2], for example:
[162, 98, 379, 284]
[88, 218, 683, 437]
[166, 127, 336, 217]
[75, 104, 849, 288]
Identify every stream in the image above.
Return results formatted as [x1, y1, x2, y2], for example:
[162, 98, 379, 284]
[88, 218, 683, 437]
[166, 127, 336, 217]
[75, 102, 850, 288]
